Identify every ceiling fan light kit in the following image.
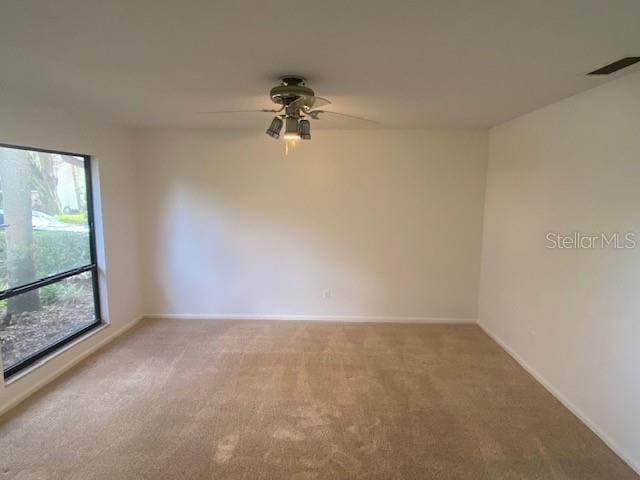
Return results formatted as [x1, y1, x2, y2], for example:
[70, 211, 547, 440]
[298, 119, 311, 140]
[283, 115, 301, 140]
[265, 117, 283, 139]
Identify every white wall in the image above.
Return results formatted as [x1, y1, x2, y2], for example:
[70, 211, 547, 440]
[479, 70, 640, 472]
[135, 129, 487, 321]
[0, 95, 142, 414]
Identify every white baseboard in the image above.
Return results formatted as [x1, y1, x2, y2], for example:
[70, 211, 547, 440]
[0, 315, 143, 417]
[478, 320, 640, 476]
[143, 313, 476, 324]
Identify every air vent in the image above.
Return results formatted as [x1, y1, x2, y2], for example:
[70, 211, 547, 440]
[588, 57, 640, 75]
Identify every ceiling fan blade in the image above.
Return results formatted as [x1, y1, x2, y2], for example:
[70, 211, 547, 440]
[290, 96, 332, 110]
[307, 96, 331, 108]
[197, 109, 279, 114]
[308, 110, 379, 124]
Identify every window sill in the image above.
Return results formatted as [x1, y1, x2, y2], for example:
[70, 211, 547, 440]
[4, 322, 109, 386]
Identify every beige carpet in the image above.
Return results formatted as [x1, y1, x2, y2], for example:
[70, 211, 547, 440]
[0, 319, 636, 479]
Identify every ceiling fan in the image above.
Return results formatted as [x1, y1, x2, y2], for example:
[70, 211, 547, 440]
[199, 75, 377, 141]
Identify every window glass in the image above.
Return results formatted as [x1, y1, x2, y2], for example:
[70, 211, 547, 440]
[0, 147, 91, 288]
[0, 145, 100, 378]
[0, 271, 97, 371]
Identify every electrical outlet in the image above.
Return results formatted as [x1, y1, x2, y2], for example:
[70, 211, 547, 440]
[322, 289, 331, 299]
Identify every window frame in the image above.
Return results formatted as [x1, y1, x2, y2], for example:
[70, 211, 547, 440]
[0, 143, 102, 379]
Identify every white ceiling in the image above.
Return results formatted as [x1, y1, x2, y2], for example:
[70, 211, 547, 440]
[1, 1, 639, 129]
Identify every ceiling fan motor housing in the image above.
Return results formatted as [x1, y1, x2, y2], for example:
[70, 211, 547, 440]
[270, 76, 315, 106]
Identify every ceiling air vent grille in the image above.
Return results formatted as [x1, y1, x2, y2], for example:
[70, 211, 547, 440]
[588, 57, 640, 75]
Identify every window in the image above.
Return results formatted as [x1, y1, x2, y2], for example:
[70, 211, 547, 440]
[0, 144, 101, 379]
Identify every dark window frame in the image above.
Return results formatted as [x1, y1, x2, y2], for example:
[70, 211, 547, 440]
[0, 143, 102, 379]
